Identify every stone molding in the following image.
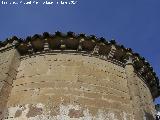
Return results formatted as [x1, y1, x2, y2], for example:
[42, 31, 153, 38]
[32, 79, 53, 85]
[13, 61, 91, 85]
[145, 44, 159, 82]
[0, 31, 159, 98]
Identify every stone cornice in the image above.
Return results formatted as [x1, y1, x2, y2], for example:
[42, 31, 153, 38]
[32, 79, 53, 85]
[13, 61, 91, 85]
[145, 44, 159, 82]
[0, 31, 159, 98]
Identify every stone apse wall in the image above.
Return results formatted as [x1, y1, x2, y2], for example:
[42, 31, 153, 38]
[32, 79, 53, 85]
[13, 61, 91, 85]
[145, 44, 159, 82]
[0, 32, 159, 120]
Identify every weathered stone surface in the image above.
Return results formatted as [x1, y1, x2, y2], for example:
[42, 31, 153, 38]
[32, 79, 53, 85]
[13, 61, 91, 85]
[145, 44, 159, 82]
[0, 34, 158, 120]
[26, 104, 43, 118]
[0, 49, 20, 120]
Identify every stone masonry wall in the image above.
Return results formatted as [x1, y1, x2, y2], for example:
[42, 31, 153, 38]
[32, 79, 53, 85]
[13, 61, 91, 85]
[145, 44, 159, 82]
[0, 48, 20, 120]
[0, 51, 155, 120]
[5, 53, 134, 120]
[125, 61, 155, 120]
[135, 74, 155, 119]
[0, 32, 158, 120]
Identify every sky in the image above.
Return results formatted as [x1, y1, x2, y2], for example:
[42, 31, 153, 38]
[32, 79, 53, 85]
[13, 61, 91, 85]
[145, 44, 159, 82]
[0, 0, 160, 103]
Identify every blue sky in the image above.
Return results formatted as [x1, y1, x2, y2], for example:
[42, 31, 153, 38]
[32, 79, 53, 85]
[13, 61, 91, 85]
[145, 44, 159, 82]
[0, 0, 160, 103]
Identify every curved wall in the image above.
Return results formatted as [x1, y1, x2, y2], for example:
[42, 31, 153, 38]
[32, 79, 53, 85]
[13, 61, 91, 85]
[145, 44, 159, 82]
[4, 52, 154, 120]
[0, 32, 158, 120]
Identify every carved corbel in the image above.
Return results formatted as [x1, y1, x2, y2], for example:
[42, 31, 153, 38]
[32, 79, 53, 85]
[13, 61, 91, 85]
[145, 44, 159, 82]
[107, 44, 116, 59]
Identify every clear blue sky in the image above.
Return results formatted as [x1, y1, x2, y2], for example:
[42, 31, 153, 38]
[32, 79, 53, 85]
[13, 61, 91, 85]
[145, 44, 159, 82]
[0, 0, 160, 103]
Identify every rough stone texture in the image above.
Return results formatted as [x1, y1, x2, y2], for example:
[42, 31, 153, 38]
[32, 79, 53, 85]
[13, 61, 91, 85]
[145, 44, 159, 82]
[0, 53, 154, 120]
[125, 61, 154, 120]
[0, 33, 158, 120]
[0, 48, 20, 120]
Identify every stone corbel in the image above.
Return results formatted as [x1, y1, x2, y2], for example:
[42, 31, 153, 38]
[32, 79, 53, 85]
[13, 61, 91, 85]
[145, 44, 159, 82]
[125, 52, 133, 65]
[107, 44, 116, 59]
[91, 45, 99, 55]
[44, 38, 49, 51]
[60, 40, 66, 50]
[77, 38, 84, 51]
[27, 41, 34, 54]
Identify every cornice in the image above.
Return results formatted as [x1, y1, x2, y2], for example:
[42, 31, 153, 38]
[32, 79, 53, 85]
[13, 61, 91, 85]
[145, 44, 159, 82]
[0, 31, 159, 98]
